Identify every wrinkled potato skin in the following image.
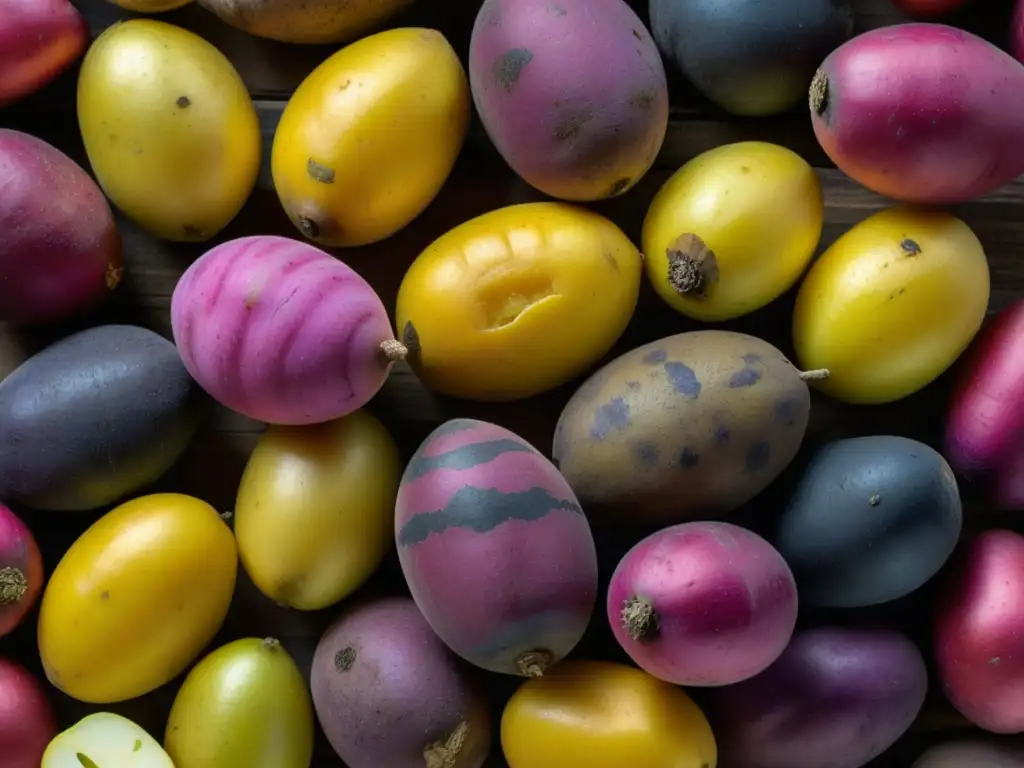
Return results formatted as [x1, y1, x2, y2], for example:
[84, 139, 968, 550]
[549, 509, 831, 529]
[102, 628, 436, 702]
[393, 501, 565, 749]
[197, 0, 414, 45]
[553, 331, 810, 523]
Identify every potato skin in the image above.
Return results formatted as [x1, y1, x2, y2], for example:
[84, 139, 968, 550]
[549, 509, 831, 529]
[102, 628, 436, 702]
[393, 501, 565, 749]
[935, 529, 1024, 734]
[0, 658, 56, 768]
[396, 419, 598, 676]
[810, 24, 1024, 203]
[0, 0, 87, 107]
[469, 0, 668, 201]
[792, 207, 989, 405]
[0, 130, 122, 325]
[1014, 0, 1024, 64]
[197, 0, 412, 45]
[311, 598, 491, 768]
[272, 28, 470, 247]
[0, 325, 203, 511]
[946, 300, 1024, 508]
[708, 627, 928, 768]
[396, 202, 642, 401]
[553, 331, 811, 523]
[773, 435, 962, 608]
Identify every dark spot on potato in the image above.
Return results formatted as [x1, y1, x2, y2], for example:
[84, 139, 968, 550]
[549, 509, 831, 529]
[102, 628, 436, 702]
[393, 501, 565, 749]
[643, 348, 667, 364]
[632, 28, 643, 40]
[888, 287, 906, 300]
[729, 354, 763, 388]
[397, 486, 583, 546]
[625, 380, 640, 391]
[740, 166, 750, 174]
[712, 419, 731, 444]
[602, 249, 619, 271]
[401, 321, 421, 357]
[900, 238, 921, 256]
[629, 88, 657, 110]
[774, 397, 801, 427]
[554, 107, 595, 141]
[633, 441, 660, 468]
[298, 217, 320, 238]
[664, 362, 701, 398]
[590, 397, 630, 440]
[608, 177, 632, 196]
[494, 48, 534, 91]
[679, 447, 700, 468]
[810, 69, 829, 117]
[306, 158, 335, 184]
[869, 494, 881, 506]
[182, 224, 203, 238]
[745, 441, 771, 473]
[547, 2, 567, 14]
[335, 646, 357, 672]
[100, 590, 109, 600]
[176, 95, 190, 108]
[404, 438, 533, 480]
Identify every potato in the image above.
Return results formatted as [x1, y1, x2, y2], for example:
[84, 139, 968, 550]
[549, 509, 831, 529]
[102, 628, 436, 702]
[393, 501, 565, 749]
[396, 202, 642, 401]
[708, 627, 928, 768]
[272, 28, 469, 247]
[43, 713, 173, 768]
[396, 419, 598, 676]
[945, 300, 1024, 509]
[468, 0, 668, 201]
[810, 24, 1024, 203]
[0, 503, 43, 639]
[0, 325, 203, 511]
[0, 0, 86, 107]
[553, 330, 822, 523]
[311, 597, 491, 768]
[608, 522, 798, 687]
[772, 435, 962, 608]
[235, 410, 401, 610]
[0, 130, 122, 325]
[935, 529, 1024, 733]
[642, 142, 823, 321]
[197, 0, 413, 45]
[110, 0, 191, 12]
[914, 739, 1024, 767]
[0, 659, 55, 768]
[650, 0, 852, 116]
[501, 660, 717, 768]
[793, 207, 990, 404]
[1015, 0, 1024, 63]
[171, 236, 404, 425]
[77, 20, 261, 242]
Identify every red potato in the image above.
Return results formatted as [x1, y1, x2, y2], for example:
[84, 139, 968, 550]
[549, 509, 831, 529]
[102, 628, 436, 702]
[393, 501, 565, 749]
[890, 0, 970, 15]
[934, 529, 1024, 734]
[810, 23, 1024, 204]
[0, 503, 42, 639]
[0, 0, 88, 107]
[945, 300, 1024, 509]
[0, 658, 56, 768]
[1014, 0, 1024, 63]
[606, 521, 798, 687]
[0, 130, 123, 325]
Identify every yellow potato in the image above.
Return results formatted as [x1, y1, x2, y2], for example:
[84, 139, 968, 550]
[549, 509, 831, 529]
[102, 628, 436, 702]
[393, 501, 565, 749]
[43, 713, 174, 768]
[77, 20, 261, 242]
[793, 206, 990, 404]
[37, 493, 238, 704]
[643, 141, 823, 321]
[196, 0, 413, 44]
[107, 0, 193, 13]
[234, 410, 400, 610]
[271, 27, 470, 247]
[395, 201, 643, 401]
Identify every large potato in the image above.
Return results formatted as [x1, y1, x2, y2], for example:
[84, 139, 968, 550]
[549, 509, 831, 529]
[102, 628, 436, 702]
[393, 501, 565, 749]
[0, 0, 87, 107]
[197, 0, 413, 45]
[77, 20, 261, 242]
[553, 330, 820, 523]
[272, 28, 469, 247]
[468, 0, 668, 201]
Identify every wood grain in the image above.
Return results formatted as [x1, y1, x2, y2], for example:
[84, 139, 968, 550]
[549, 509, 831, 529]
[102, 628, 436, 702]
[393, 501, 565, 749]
[2, 0, 1024, 764]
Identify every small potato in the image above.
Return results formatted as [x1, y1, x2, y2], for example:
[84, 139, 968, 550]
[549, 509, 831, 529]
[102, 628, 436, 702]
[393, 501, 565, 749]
[396, 202, 642, 401]
[0, 0, 87, 107]
[42, 713, 173, 768]
[914, 740, 1024, 767]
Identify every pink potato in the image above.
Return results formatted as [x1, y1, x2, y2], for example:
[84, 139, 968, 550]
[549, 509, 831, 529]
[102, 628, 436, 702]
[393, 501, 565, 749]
[0, 130, 122, 325]
[810, 23, 1024, 203]
[607, 521, 798, 686]
[0, 0, 87, 107]
[0, 503, 43, 639]
[468, 0, 668, 202]
[0, 658, 56, 768]
[934, 529, 1024, 734]
[170, 235, 404, 425]
[396, 419, 598, 677]
[1014, 0, 1024, 64]
[945, 300, 1024, 509]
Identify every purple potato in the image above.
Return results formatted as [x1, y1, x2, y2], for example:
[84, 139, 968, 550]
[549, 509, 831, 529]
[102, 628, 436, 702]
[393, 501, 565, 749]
[310, 597, 491, 768]
[707, 626, 928, 768]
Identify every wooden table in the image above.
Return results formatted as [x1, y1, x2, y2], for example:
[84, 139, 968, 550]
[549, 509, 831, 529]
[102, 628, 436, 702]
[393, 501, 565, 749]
[3, 0, 1024, 764]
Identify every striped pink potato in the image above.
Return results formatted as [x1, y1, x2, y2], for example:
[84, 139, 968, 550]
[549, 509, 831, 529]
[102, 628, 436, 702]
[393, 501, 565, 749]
[396, 418, 598, 677]
[170, 235, 404, 425]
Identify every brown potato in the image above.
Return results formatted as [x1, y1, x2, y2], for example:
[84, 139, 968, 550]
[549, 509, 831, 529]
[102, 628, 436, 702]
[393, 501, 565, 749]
[553, 330, 819, 523]
[196, 0, 414, 44]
